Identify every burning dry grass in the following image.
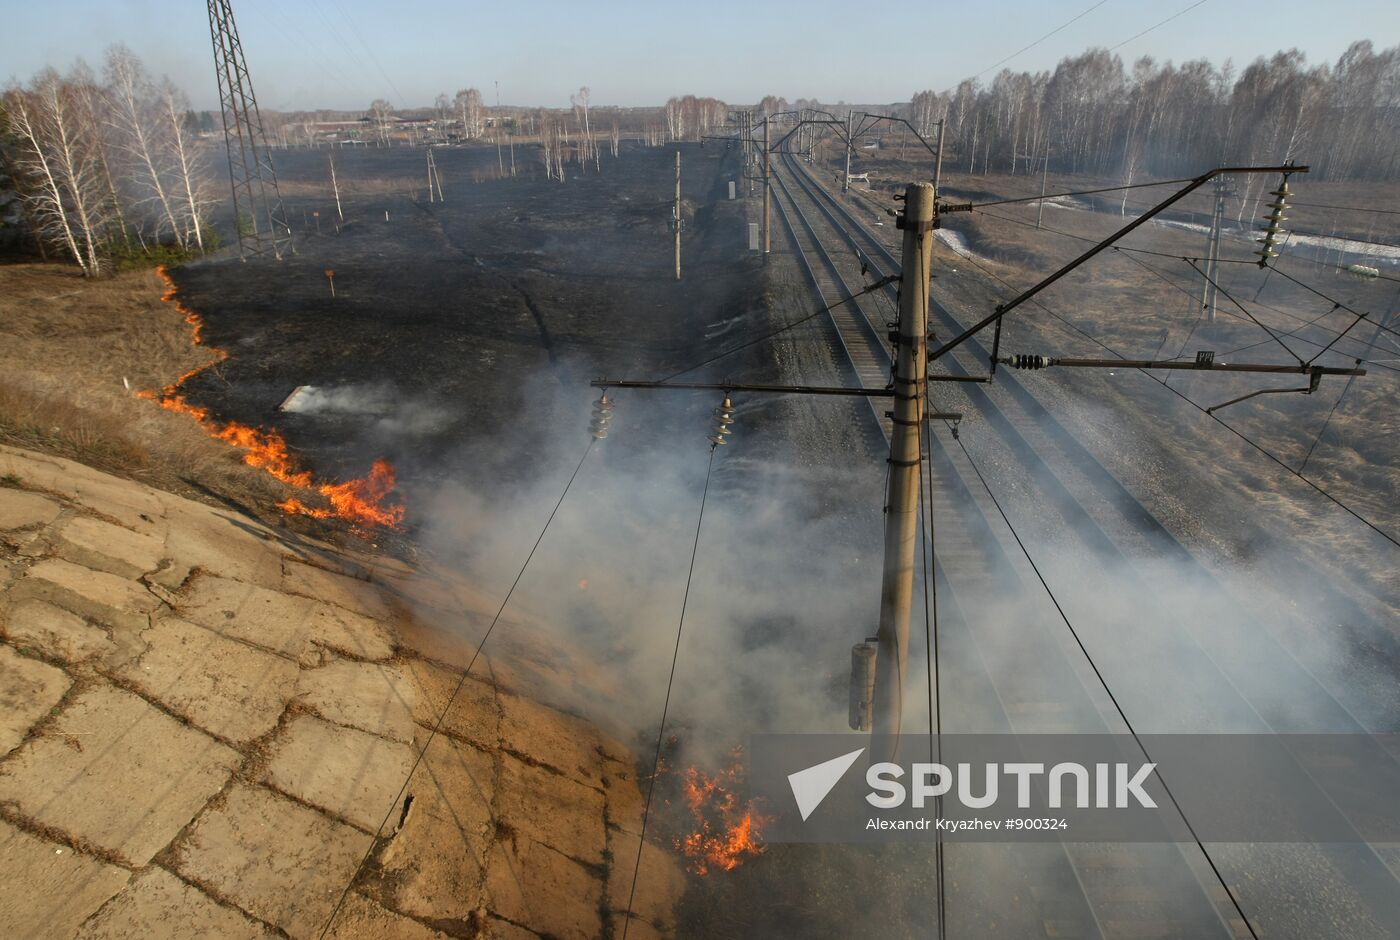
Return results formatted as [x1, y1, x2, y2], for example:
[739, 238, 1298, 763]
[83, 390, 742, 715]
[0, 262, 372, 528]
[674, 749, 770, 876]
[0, 263, 278, 509]
[139, 266, 405, 529]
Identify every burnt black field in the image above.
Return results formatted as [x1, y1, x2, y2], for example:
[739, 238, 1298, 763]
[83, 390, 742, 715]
[176, 144, 752, 496]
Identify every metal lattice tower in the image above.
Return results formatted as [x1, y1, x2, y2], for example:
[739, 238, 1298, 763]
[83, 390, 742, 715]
[208, 0, 292, 260]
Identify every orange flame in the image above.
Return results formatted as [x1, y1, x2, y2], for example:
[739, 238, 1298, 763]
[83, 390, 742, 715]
[143, 265, 406, 529]
[675, 750, 769, 875]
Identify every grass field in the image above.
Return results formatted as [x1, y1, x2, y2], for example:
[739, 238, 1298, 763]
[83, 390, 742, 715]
[0, 262, 295, 525]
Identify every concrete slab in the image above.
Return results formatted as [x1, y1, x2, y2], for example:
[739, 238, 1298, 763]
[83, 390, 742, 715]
[0, 820, 131, 940]
[75, 866, 276, 939]
[282, 560, 392, 621]
[296, 660, 416, 744]
[178, 573, 316, 659]
[163, 510, 283, 589]
[114, 617, 299, 745]
[55, 515, 166, 579]
[307, 601, 395, 661]
[15, 558, 160, 633]
[0, 488, 62, 531]
[0, 685, 238, 865]
[603, 756, 647, 837]
[483, 916, 544, 940]
[0, 644, 71, 757]
[403, 658, 499, 750]
[171, 783, 372, 940]
[262, 715, 414, 832]
[375, 734, 495, 922]
[496, 753, 606, 867]
[1, 599, 116, 664]
[322, 893, 450, 939]
[605, 828, 684, 932]
[483, 835, 602, 940]
[393, 609, 490, 672]
[498, 689, 604, 789]
[0, 446, 88, 501]
[612, 913, 668, 940]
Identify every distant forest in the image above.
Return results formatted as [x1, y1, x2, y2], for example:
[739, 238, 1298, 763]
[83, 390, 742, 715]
[905, 41, 1400, 183]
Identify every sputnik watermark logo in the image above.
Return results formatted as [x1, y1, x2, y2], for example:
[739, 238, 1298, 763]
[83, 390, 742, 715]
[755, 732, 1400, 843]
[787, 747, 865, 821]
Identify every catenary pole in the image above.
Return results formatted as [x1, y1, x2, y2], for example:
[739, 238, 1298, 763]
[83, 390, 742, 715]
[871, 182, 936, 758]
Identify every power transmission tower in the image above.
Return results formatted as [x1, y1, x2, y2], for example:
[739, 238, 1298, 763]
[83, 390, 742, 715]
[207, 0, 292, 261]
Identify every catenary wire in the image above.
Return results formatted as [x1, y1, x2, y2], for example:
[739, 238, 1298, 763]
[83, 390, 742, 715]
[935, 234, 1400, 549]
[951, 430, 1260, 939]
[970, 0, 1110, 80]
[317, 438, 596, 939]
[622, 443, 718, 940]
[969, 209, 1400, 372]
[1109, 0, 1212, 51]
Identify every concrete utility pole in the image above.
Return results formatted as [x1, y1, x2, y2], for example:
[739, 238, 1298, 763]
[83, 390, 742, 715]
[842, 110, 854, 193]
[871, 182, 935, 757]
[934, 120, 946, 195]
[1037, 141, 1051, 228]
[763, 118, 771, 261]
[674, 150, 682, 281]
[494, 81, 504, 177]
[1201, 175, 1229, 323]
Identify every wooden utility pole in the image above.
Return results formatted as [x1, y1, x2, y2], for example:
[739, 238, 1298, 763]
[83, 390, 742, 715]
[871, 182, 935, 757]
[763, 118, 772, 261]
[329, 154, 343, 222]
[426, 149, 444, 203]
[674, 150, 682, 281]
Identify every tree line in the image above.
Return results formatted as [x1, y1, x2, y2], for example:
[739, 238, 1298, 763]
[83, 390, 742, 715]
[907, 40, 1400, 185]
[1, 45, 213, 276]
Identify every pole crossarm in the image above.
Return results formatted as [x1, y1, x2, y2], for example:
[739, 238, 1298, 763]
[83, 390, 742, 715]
[928, 164, 1310, 365]
[590, 378, 963, 415]
[995, 355, 1364, 377]
[852, 114, 941, 159]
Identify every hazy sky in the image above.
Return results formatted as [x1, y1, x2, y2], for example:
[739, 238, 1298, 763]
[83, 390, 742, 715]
[5, 0, 1397, 111]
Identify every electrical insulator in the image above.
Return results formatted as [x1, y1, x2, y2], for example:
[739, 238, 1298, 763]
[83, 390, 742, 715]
[708, 396, 735, 447]
[1256, 176, 1292, 268]
[1009, 354, 1052, 370]
[588, 392, 613, 440]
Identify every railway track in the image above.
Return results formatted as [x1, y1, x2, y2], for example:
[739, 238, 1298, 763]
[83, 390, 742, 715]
[766, 146, 1400, 938]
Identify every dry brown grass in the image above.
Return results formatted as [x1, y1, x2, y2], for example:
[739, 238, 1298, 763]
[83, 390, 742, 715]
[0, 262, 295, 521]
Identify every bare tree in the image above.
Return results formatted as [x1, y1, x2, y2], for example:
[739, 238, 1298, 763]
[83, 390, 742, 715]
[369, 98, 394, 145]
[455, 88, 483, 139]
[4, 68, 112, 274]
[571, 86, 596, 169]
[105, 45, 184, 248]
[156, 77, 210, 250]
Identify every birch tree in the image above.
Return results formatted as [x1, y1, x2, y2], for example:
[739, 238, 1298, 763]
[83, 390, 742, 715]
[105, 44, 184, 247]
[4, 69, 112, 275]
[156, 77, 210, 250]
[455, 88, 483, 138]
